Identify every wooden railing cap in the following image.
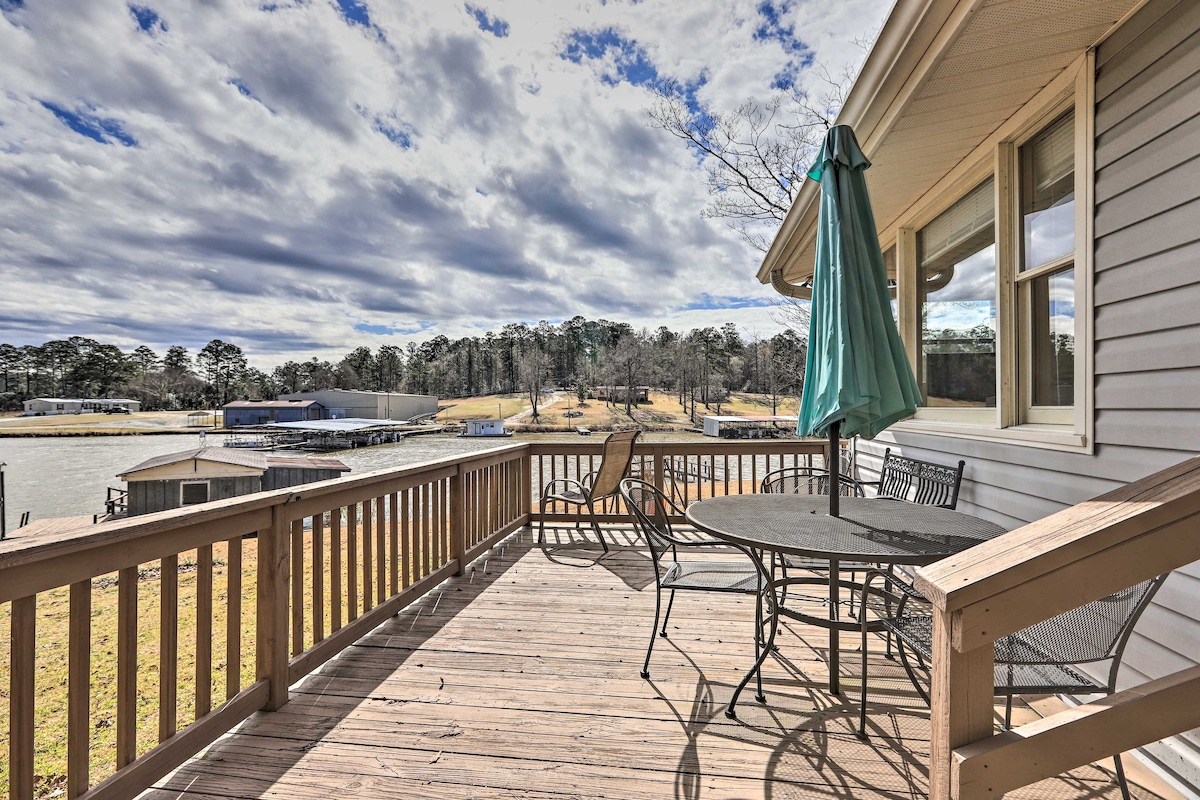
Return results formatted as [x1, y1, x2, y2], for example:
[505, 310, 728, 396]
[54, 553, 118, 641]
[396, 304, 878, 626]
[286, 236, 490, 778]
[916, 455, 1200, 612]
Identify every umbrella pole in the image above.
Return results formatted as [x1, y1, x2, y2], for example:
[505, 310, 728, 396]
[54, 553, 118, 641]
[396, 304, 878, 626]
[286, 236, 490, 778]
[829, 420, 841, 518]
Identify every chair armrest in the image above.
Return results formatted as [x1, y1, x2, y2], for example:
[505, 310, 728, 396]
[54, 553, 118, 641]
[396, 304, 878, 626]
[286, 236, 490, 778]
[541, 478, 589, 500]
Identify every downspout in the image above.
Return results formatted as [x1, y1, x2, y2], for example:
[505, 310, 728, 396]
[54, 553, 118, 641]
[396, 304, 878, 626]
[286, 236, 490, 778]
[770, 268, 812, 299]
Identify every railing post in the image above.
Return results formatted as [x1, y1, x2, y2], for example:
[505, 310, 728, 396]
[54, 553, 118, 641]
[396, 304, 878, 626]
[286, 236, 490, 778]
[928, 608, 995, 800]
[652, 446, 666, 495]
[257, 503, 291, 711]
[520, 453, 532, 520]
[450, 463, 467, 575]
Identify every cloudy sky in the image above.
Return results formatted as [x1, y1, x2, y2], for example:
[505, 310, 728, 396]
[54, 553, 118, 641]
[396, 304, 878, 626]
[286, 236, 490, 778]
[0, 0, 891, 366]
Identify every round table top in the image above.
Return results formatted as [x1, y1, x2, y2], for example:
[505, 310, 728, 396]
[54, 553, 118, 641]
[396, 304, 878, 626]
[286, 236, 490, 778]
[685, 495, 1005, 565]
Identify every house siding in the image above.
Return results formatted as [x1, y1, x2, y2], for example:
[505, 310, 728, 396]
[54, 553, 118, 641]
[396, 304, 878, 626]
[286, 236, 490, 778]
[860, 0, 1200, 788]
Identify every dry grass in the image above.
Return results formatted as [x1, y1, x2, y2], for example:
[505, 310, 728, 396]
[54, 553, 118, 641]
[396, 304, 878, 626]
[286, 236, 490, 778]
[436, 394, 529, 422]
[0, 411, 198, 436]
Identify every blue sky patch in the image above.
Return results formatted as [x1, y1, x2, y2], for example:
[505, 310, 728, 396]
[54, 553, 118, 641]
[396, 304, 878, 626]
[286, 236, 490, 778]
[753, 1, 814, 90]
[355, 321, 434, 336]
[374, 118, 414, 149]
[334, 0, 370, 26]
[40, 102, 137, 147]
[466, 4, 509, 37]
[681, 294, 774, 312]
[129, 5, 166, 33]
[560, 28, 659, 89]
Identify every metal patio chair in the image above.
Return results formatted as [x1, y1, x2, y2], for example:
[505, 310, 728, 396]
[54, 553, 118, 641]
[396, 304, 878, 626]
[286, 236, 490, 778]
[537, 428, 639, 552]
[619, 478, 764, 686]
[857, 569, 1170, 800]
[760, 465, 867, 606]
[864, 447, 966, 509]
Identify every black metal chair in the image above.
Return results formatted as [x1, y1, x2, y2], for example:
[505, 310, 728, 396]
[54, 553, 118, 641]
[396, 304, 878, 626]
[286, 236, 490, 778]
[619, 478, 765, 686]
[864, 447, 965, 509]
[538, 429, 639, 552]
[760, 466, 868, 606]
[857, 569, 1170, 800]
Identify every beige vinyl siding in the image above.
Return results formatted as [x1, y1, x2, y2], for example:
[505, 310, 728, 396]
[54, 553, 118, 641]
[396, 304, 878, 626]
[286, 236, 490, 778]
[859, 0, 1200, 787]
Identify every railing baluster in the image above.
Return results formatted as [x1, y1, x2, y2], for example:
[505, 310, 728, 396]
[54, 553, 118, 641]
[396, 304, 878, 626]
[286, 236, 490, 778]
[11, 594, 37, 800]
[331, 508, 343, 632]
[347, 503, 359, 620]
[312, 514, 324, 643]
[226, 536, 242, 700]
[117, 565, 138, 768]
[68, 580, 91, 798]
[160, 554, 179, 741]
[289, 520, 303, 656]
[196, 543, 214, 718]
[401, 490, 411, 588]
[375, 496, 387, 603]
[389, 493, 399, 596]
[363, 498, 375, 611]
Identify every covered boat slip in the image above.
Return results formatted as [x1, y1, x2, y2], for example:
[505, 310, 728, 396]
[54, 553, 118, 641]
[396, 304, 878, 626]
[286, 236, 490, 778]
[142, 526, 1177, 800]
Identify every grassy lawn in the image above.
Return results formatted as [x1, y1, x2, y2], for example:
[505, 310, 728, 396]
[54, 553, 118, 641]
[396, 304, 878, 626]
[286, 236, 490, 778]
[0, 411, 199, 436]
[436, 394, 530, 421]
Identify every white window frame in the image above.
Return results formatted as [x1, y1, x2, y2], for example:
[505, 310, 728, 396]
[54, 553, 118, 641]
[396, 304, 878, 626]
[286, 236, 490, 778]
[881, 52, 1096, 453]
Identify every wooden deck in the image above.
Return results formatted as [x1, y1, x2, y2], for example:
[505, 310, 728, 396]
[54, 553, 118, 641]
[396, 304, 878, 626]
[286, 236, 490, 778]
[147, 526, 1180, 800]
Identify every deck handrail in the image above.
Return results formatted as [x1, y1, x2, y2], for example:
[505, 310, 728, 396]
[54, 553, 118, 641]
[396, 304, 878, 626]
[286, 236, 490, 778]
[915, 455, 1200, 800]
[1, 436, 831, 800]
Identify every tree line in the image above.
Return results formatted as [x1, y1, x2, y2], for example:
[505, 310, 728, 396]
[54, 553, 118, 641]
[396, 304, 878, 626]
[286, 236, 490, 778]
[0, 317, 807, 420]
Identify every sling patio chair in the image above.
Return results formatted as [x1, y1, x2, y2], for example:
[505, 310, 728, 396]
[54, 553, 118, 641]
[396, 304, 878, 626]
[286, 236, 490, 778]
[856, 569, 1170, 800]
[619, 478, 764, 687]
[537, 428, 639, 552]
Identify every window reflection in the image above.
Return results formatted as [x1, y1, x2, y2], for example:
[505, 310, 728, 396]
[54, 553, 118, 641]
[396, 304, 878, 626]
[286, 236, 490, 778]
[1031, 268, 1075, 406]
[917, 178, 997, 408]
[1021, 112, 1074, 270]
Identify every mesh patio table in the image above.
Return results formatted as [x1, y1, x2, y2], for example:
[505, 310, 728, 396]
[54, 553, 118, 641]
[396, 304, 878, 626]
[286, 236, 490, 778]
[684, 494, 1005, 716]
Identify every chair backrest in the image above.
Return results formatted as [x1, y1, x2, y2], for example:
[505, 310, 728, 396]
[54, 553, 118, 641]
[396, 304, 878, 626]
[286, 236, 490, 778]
[760, 466, 863, 497]
[996, 573, 1169, 683]
[877, 447, 965, 509]
[588, 429, 641, 500]
[619, 478, 682, 562]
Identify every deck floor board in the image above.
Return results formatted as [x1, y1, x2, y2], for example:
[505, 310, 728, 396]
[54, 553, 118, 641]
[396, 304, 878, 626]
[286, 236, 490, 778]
[150, 526, 1179, 800]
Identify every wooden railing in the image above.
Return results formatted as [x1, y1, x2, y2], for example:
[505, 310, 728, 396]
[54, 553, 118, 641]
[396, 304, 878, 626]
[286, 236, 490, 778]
[529, 439, 829, 520]
[0, 443, 528, 800]
[1, 437, 826, 800]
[916, 455, 1200, 800]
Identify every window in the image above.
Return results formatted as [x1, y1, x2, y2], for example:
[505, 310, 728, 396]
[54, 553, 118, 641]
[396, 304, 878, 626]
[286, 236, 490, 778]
[888, 53, 1094, 450]
[181, 481, 210, 506]
[916, 177, 997, 409]
[1019, 112, 1075, 420]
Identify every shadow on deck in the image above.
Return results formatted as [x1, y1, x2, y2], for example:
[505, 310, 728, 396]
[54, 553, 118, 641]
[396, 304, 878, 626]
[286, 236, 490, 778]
[147, 526, 1178, 800]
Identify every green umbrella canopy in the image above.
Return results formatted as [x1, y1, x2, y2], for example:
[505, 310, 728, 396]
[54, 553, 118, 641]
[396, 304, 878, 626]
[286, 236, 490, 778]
[797, 125, 921, 440]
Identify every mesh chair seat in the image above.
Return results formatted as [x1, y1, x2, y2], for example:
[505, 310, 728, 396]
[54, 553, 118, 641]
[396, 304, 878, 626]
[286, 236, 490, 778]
[662, 560, 760, 593]
[782, 555, 879, 572]
[889, 614, 1103, 694]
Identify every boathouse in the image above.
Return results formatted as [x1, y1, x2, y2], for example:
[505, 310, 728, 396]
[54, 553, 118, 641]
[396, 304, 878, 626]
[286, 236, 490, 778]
[223, 399, 325, 427]
[276, 389, 437, 421]
[118, 447, 349, 516]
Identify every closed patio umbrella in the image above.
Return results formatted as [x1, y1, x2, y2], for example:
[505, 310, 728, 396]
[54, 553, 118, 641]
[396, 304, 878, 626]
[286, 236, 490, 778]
[797, 125, 921, 516]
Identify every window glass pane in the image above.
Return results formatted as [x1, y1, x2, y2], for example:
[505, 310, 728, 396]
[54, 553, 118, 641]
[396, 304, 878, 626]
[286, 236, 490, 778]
[1021, 112, 1074, 270]
[918, 178, 997, 408]
[1030, 267, 1075, 406]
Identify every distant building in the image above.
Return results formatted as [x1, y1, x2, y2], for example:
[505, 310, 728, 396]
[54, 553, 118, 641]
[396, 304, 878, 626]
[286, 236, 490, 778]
[223, 399, 325, 427]
[276, 390, 437, 421]
[594, 386, 650, 403]
[118, 447, 349, 516]
[22, 397, 141, 415]
[461, 419, 510, 437]
[702, 415, 795, 439]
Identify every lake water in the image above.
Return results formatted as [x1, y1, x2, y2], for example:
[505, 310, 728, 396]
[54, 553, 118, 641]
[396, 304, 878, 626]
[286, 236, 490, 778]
[0, 431, 707, 527]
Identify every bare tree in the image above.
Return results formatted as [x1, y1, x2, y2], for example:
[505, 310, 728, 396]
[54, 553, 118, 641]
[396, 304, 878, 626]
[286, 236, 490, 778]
[647, 65, 853, 252]
[520, 347, 549, 422]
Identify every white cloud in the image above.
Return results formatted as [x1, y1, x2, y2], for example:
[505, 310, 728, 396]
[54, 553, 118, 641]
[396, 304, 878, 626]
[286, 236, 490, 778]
[0, 0, 890, 367]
